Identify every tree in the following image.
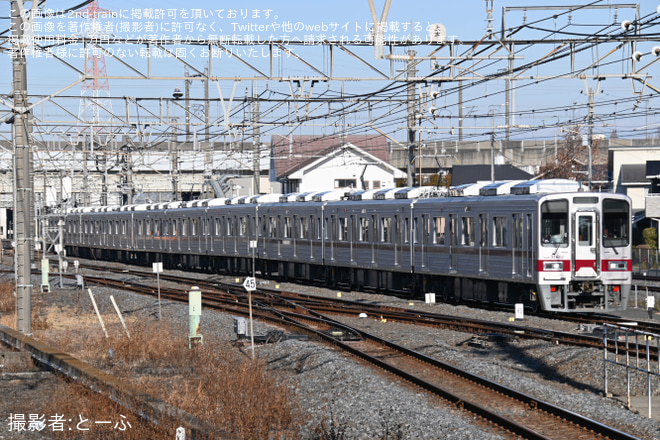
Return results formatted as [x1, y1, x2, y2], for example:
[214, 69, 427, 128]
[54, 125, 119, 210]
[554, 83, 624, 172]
[643, 227, 658, 249]
[537, 125, 607, 184]
[537, 127, 582, 180]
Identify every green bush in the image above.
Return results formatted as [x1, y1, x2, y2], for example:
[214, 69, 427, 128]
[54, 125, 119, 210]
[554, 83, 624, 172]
[643, 227, 658, 249]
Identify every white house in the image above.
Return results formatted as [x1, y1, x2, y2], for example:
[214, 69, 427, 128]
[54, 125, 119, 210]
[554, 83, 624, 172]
[285, 143, 407, 192]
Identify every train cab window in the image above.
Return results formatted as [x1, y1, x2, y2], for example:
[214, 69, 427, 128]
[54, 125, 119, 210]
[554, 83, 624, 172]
[433, 217, 445, 245]
[602, 198, 630, 247]
[541, 199, 568, 247]
[461, 217, 475, 246]
[381, 217, 392, 243]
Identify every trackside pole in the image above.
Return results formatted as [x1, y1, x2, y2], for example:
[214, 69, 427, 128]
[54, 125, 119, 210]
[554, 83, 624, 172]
[88, 288, 108, 338]
[110, 295, 130, 339]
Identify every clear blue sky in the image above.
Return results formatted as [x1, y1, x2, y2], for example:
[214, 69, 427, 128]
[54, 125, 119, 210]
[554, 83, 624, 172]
[2, 1, 659, 142]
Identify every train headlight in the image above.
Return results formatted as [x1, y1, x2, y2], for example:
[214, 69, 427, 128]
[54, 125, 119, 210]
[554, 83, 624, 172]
[608, 261, 628, 271]
[543, 261, 564, 271]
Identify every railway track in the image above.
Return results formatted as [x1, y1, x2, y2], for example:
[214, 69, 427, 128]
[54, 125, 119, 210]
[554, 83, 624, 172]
[69, 263, 660, 358]
[59, 264, 642, 439]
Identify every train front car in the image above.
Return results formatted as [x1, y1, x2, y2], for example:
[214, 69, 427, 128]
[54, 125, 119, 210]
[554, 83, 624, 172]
[536, 192, 632, 312]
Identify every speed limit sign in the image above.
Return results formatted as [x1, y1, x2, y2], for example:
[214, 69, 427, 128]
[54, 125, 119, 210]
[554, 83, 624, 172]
[243, 277, 257, 292]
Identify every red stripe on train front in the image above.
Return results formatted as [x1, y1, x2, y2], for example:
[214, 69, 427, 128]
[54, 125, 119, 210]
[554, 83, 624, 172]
[574, 259, 597, 271]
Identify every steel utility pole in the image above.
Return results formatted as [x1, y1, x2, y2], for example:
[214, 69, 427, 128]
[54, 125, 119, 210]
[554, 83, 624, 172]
[406, 50, 417, 187]
[252, 83, 261, 195]
[11, 0, 33, 335]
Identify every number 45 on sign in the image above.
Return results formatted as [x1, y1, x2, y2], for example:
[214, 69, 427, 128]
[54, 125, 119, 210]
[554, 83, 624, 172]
[243, 277, 256, 292]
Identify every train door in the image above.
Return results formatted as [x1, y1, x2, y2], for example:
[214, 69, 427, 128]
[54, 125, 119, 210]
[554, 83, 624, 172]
[526, 214, 533, 278]
[479, 213, 489, 274]
[232, 216, 238, 254]
[350, 215, 356, 263]
[421, 214, 429, 268]
[371, 215, 376, 264]
[277, 215, 283, 256]
[260, 215, 267, 257]
[573, 211, 599, 278]
[309, 215, 315, 260]
[394, 215, 401, 266]
[293, 215, 298, 258]
[512, 213, 523, 276]
[449, 214, 457, 271]
[330, 215, 336, 261]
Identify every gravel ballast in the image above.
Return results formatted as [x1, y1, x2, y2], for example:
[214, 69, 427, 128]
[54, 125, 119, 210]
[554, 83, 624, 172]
[2, 264, 660, 439]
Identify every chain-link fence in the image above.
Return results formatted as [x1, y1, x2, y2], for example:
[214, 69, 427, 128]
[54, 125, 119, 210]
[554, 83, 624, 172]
[633, 248, 660, 276]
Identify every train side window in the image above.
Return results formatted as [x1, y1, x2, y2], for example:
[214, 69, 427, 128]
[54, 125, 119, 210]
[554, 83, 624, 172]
[121, 220, 127, 235]
[413, 217, 419, 243]
[268, 216, 276, 238]
[493, 217, 507, 247]
[231, 217, 237, 236]
[182, 219, 189, 237]
[381, 217, 392, 243]
[461, 217, 475, 246]
[338, 217, 348, 241]
[299, 216, 309, 239]
[239, 217, 247, 236]
[513, 214, 523, 249]
[403, 217, 409, 244]
[433, 217, 445, 244]
[541, 199, 568, 247]
[359, 217, 369, 242]
[283, 216, 292, 238]
[480, 214, 488, 247]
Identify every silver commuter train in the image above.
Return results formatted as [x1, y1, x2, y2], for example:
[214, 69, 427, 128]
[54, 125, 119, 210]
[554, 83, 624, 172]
[59, 180, 632, 313]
